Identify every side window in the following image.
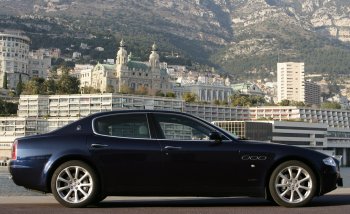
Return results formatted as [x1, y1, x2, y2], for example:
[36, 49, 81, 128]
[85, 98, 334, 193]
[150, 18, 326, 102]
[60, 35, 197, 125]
[154, 114, 212, 141]
[94, 113, 150, 139]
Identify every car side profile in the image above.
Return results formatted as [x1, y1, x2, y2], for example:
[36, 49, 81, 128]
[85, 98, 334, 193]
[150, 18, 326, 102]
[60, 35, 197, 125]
[9, 110, 343, 208]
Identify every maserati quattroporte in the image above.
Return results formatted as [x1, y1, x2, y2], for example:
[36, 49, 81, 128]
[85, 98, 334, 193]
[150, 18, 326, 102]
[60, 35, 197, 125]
[9, 110, 343, 207]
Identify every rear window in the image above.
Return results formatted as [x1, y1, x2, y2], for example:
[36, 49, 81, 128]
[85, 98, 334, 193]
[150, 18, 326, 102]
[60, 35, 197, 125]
[93, 113, 150, 139]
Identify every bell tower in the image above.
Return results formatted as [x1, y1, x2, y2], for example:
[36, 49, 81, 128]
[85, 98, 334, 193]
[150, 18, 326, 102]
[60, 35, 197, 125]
[149, 43, 159, 69]
[116, 39, 128, 67]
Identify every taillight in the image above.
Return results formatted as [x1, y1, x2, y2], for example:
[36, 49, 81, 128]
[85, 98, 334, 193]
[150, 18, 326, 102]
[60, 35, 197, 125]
[11, 140, 18, 160]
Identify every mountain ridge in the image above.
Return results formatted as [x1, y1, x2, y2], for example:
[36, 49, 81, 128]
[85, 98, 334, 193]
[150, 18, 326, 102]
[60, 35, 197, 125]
[1, 0, 350, 78]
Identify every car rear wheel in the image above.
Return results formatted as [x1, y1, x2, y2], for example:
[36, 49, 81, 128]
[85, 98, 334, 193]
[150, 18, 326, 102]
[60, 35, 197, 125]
[51, 160, 99, 208]
[269, 160, 317, 207]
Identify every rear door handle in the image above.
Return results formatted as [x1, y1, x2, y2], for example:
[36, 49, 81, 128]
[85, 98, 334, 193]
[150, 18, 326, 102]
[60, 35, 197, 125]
[91, 144, 109, 148]
[164, 146, 182, 151]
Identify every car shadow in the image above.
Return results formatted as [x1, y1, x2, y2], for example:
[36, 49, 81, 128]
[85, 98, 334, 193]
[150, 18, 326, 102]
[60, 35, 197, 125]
[308, 194, 350, 207]
[91, 197, 273, 208]
[90, 195, 350, 208]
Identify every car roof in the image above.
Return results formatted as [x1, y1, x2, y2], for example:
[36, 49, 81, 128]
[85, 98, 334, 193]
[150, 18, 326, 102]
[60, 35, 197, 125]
[88, 109, 187, 118]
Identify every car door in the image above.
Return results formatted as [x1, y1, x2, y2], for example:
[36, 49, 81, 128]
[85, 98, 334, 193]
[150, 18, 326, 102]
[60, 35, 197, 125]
[87, 112, 163, 195]
[150, 112, 242, 195]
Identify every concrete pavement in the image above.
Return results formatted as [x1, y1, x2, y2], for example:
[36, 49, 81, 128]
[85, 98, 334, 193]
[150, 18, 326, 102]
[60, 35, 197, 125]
[0, 188, 349, 204]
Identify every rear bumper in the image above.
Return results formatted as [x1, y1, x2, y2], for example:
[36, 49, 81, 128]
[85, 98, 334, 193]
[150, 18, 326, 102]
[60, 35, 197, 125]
[9, 160, 49, 193]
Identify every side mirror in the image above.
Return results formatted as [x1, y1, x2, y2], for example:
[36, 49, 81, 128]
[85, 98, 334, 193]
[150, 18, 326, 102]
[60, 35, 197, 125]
[209, 131, 222, 144]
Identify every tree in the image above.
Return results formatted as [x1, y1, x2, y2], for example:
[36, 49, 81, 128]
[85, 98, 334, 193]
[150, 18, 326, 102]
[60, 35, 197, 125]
[82, 86, 100, 94]
[183, 92, 197, 103]
[22, 78, 45, 95]
[292, 101, 305, 107]
[279, 99, 291, 106]
[135, 85, 148, 95]
[0, 99, 18, 115]
[230, 94, 266, 107]
[44, 79, 57, 95]
[3, 72, 7, 89]
[213, 100, 220, 105]
[16, 74, 23, 96]
[120, 84, 133, 94]
[165, 92, 176, 98]
[321, 101, 341, 109]
[57, 73, 80, 94]
[105, 85, 114, 93]
[155, 90, 165, 97]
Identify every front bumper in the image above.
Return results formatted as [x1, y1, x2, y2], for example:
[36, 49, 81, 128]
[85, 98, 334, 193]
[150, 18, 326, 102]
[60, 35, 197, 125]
[319, 164, 343, 195]
[337, 177, 343, 187]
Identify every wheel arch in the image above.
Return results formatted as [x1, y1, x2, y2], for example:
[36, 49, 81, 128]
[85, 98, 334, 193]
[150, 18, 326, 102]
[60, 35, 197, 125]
[46, 155, 103, 193]
[264, 156, 321, 199]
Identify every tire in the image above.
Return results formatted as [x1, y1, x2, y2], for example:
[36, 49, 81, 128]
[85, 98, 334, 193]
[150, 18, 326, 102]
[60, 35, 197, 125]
[269, 160, 317, 208]
[51, 160, 99, 208]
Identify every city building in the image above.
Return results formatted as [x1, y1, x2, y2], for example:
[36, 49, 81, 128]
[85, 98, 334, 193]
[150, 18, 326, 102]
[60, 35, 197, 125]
[173, 83, 232, 102]
[72, 40, 172, 95]
[2, 93, 350, 165]
[50, 48, 61, 58]
[28, 50, 52, 79]
[327, 94, 350, 109]
[90, 63, 117, 93]
[277, 62, 305, 103]
[212, 121, 272, 141]
[115, 40, 172, 95]
[231, 82, 265, 97]
[0, 30, 31, 89]
[212, 120, 327, 147]
[304, 80, 321, 106]
[72, 52, 81, 59]
[173, 73, 232, 102]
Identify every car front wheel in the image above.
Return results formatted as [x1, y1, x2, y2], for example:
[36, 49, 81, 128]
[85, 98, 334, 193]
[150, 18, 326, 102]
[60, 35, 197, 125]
[51, 160, 99, 208]
[269, 160, 317, 207]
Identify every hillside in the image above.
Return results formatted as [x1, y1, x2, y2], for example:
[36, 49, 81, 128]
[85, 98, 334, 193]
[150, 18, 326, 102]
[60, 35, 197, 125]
[1, 0, 350, 78]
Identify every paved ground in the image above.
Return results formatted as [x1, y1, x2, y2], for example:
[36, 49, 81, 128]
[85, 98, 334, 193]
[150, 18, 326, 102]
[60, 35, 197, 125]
[0, 187, 348, 204]
[0, 194, 349, 214]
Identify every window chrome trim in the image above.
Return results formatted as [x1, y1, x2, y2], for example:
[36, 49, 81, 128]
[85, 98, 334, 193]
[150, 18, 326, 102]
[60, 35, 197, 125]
[92, 112, 152, 140]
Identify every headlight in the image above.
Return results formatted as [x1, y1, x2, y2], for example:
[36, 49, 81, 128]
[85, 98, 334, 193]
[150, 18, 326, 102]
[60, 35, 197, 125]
[323, 157, 337, 167]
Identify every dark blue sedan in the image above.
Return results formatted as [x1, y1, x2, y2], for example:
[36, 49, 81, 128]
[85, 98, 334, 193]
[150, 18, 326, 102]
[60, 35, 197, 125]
[9, 110, 342, 208]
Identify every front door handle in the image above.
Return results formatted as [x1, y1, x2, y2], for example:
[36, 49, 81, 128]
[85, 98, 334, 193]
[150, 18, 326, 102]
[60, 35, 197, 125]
[164, 146, 182, 151]
[91, 144, 109, 148]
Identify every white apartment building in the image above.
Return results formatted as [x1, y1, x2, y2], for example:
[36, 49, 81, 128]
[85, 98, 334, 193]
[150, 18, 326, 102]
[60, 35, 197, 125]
[0, 30, 31, 89]
[17, 94, 249, 121]
[277, 62, 305, 103]
[17, 94, 184, 118]
[249, 106, 350, 128]
[2, 94, 350, 165]
[0, 117, 78, 158]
